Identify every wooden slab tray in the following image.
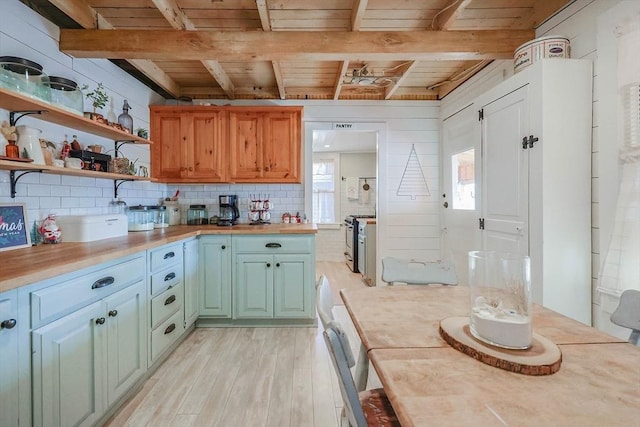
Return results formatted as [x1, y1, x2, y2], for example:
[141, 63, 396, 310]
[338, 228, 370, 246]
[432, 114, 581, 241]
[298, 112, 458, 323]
[439, 316, 562, 376]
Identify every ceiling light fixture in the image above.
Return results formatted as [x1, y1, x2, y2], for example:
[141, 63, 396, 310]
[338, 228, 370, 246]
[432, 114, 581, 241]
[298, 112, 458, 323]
[344, 64, 398, 86]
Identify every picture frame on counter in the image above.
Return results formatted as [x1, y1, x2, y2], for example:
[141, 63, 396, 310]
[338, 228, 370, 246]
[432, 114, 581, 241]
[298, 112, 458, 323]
[0, 203, 31, 251]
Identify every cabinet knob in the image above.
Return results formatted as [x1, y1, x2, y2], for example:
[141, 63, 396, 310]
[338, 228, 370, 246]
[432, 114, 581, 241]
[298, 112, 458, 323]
[188, 167, 193, 171]
[0, 318, 16, 330]
[276, 263, 280, 267]
[221, 245, 226, 250]
[96, 317, 106, 325]
[108, 310, 118, 317]
[266, 263, 271, 268]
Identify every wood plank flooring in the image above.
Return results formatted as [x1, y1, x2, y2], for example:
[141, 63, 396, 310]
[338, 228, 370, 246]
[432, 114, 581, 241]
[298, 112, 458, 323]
[105, 261, 370, 427]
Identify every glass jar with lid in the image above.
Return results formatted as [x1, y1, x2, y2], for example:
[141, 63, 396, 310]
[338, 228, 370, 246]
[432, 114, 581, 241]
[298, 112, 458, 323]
[127, 205, 155, 231]
[187, 204, 208, 225]
[149, 205, 169, 228]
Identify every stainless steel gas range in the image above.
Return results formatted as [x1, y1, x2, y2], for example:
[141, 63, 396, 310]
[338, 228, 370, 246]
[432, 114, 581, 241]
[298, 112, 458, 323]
[344, 214, 375, 273]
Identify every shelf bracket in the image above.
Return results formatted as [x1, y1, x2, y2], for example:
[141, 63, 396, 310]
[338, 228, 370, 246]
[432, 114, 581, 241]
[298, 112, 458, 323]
[114, 140, 137, 157]
[10, 110, 47, 126]
[114, 179, 133, 198]
[10, 169, 43, 198]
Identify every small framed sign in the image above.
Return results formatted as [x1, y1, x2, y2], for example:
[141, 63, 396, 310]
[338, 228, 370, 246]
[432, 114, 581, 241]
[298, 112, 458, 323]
[0, 204, 31, 251]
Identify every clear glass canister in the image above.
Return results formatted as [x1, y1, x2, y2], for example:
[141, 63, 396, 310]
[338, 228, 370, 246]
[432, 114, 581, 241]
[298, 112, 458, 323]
[468, 250, 532, 349]
[127, 205, 155, 231]
[149, 205, 169, 228]
[187, 204, 208, 225]
[46, 76, 83, 115]
[0, 56, 51, 102]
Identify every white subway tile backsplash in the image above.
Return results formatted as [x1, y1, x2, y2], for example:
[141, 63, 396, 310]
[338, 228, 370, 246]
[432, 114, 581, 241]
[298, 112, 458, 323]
[27, 184, 51, 197]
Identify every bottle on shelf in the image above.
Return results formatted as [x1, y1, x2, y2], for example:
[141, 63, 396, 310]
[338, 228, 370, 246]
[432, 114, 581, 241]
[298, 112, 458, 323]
[60, 135, 71, 159]
[118, 100, 133, 134]
[70, 134, 81, 151]
[5, 139, 19, 158]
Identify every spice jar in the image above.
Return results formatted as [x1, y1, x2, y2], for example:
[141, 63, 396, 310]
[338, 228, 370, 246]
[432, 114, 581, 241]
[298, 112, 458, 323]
[5, 140, 19, 158]
[187, 204, 208, 225]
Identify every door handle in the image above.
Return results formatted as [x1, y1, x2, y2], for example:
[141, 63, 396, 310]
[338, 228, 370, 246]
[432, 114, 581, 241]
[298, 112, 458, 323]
[443, 201, 449, 208]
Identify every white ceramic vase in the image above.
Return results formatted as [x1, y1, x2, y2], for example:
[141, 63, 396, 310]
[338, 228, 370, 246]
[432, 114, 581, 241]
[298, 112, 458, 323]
[16, 125, 45, 164]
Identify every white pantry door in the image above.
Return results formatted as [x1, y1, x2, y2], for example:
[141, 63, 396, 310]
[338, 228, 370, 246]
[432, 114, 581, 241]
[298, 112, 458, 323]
[479, 85, 529, 256]
[441, 104, 481, 285]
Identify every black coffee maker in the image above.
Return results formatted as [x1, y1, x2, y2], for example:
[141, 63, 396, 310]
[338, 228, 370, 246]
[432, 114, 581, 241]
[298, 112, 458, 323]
[218, 195, 239, 226]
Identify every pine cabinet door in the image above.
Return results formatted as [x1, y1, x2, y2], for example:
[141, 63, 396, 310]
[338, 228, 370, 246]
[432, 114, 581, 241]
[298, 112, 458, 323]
[229, 110, 263, 181]
[262, 110, 301, 182]
[187, 111, 225, 181]
[199, 237, 231, 318]
[235, 254, 273, 318]
[104, 281, 147, 407]
[151, 112, 184, 180]
[0, 290, 19, 427]
[32, 301, 106, 427]
[273, 254, 313, 318]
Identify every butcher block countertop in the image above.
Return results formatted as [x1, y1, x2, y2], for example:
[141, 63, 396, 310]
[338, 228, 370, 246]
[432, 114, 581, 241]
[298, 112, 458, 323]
[0, 223, 317, 293]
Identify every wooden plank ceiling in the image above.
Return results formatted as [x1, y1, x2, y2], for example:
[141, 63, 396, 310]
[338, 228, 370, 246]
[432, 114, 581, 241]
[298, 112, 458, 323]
[33, 0, 572, 101]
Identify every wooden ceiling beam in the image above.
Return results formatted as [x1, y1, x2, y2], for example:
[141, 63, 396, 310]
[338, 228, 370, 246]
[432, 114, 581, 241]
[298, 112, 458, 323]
[48, 0, 181, 97]
[436, 59, 492, 99]
[150, 0, 235, 99]
[256, 0, 286, 100]
[434, 0, 473, 30]
[384, 61, 418, 100]
[151, 0, 196, 30]
[59, 29, 535, 61]
[333, 61, 350, 100]
[272, 61, 286, 100]
[351, 0, 368, 31]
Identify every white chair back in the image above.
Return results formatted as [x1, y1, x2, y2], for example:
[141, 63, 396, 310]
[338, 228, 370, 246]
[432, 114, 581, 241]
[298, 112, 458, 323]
[316, 275, 334, 329]
[610, 289, 640, 346]
[323, 324, 367, 427]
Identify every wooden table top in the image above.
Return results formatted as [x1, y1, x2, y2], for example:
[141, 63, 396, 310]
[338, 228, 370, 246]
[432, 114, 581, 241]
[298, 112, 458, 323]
[0, 223, 316, 293]
[340, 286, 638, 427]
[370, 344, 640, 427]
[340, 286, 625, 350]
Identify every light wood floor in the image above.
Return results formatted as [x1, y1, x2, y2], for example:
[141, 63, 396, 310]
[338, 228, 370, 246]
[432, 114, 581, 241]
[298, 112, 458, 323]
[105, 261, 370, 427]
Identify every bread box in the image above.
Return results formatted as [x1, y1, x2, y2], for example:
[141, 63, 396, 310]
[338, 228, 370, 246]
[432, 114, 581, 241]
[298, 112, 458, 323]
[55, 214, 128, 242]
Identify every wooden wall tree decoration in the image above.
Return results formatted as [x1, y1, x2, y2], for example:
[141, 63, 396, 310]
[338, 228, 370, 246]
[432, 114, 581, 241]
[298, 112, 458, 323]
[397, 144, 430, 200]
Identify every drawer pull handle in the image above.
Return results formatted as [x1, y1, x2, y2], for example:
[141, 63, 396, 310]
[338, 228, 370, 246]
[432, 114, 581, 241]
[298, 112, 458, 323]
[96, 317, 106, 325]
[164, 295, 176, 306]
[92, 276, 115, 289]
[164, 251, 175, 259]
[1, 319, 16, 330]
[164, 272, 176, 282]
[108, 310, 118, 317]
[164, 323, 176, 335]
[265, 243, 282, 248]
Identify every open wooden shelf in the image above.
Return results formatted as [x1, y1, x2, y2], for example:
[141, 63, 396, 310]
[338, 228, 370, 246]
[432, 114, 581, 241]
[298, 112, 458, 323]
[0, 159, 148, 180]
[0, 87, 152, 144]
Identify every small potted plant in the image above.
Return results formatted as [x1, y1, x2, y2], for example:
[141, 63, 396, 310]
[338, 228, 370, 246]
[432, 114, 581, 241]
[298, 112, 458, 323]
[135, 128, 149, 139]
[82, 83, 109, 122]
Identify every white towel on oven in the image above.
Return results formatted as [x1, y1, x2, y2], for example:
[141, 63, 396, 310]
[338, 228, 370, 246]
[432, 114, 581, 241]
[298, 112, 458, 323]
[346, 177, 358, 200]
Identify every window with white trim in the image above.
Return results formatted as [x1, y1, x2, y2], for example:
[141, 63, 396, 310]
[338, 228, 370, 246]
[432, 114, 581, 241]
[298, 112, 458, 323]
[312, 155, 339, 223]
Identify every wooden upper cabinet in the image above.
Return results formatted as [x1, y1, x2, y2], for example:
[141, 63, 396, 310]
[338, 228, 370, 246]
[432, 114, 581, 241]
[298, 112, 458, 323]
[151, 105, 301, 183]
[150, 106, 225, 183]
[229, 107, 302, 183]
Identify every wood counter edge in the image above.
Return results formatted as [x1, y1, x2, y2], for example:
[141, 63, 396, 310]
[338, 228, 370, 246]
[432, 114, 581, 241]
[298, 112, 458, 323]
[0, 224, 317, 293]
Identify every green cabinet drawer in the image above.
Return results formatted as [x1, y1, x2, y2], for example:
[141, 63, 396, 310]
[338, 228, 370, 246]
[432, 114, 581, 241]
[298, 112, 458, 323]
[233, 235, 313, 253]
[149, 243, 183, 273]
[150, 309, 184, 363]
[150, 264, 183, 296]
[150, 281, 183, 329]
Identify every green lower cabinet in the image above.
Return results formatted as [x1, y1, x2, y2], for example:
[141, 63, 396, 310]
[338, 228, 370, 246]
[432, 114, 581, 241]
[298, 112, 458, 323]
[0, 290, 20, 427]
[184, 239, 200, 326]
[235, 253, 313, 319]
[32, 281, 146, 427]
[273, 254, 313, 318]
[235, 254, 275, 318]
[199, 236, 232, 317]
